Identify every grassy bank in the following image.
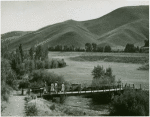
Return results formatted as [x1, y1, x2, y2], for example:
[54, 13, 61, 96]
[25, 97, 109, 116]
[70, 55, 148, 64]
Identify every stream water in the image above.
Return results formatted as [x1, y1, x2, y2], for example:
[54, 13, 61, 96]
[54, 95, 109, 111]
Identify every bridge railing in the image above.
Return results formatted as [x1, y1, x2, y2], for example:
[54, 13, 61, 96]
[29, 83, 147, 96]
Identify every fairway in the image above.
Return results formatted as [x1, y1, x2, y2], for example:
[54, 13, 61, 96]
[48, 52, 149, 89]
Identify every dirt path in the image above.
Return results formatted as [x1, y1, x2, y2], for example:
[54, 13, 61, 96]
[1, 91, 26, 116]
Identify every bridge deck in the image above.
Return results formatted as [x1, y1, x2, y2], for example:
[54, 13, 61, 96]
[43, 88, 123, 97]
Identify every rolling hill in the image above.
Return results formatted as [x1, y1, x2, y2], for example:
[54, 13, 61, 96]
[1, 5, 149, 50]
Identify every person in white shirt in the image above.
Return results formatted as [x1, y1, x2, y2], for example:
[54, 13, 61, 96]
[61, 82, 65, 92]
[44, 81, 47, 94]
[55, 81, 58, 93]
[51, 83, 54, 93]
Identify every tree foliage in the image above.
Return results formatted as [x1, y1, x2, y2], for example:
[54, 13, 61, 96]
[124, 43, 140, 53]
[104, 45, 111, 52]
[144, 40, 149, 47]
[1, 58, 16, 102]
[91, 65, 116, 86]
[109, 89, 149, 116]
[48, 45, 84, 52]
[29, 70, 67, 90]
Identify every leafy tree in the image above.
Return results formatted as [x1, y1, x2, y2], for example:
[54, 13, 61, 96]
[1, 58, 17, 102]
[92, 43, 97, 52]
[35, 45, 42, 60]
[16, 48, 22, 64]
[97, 46, 104, 52]
[104, 45, 111, 52]
[144, 40, 149, 47]
[110, 89, 149, 116]
[136, 46, 140, 52]
[63, 45, 69, 51]
[85, 43, 92, 52]
[92, 65, 105, 79]
[91, 65, 116, 87]
[105, 67, 113, 77]
[19, 44, 24, 62]
[124, 43, 136, 53]
[29, 47, 35, 60]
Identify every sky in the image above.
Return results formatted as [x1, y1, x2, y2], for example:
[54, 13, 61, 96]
[1, 0, 149, 34]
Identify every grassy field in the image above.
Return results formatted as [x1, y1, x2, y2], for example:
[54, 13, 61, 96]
[70, 55, 148, 64]
[48, 52, 149, 89]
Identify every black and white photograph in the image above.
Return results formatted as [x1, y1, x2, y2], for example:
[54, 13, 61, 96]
[1, 0, 149, 116]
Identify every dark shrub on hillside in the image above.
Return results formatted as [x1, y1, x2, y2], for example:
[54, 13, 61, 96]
[26, 104, 38, 116]
[109, 89, 149, 116]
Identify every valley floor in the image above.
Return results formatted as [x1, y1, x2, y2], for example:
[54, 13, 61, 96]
[48, 52, 149, 89]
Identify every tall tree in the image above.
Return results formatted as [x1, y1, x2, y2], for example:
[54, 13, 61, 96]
[92, 43, 97, 52]
[19, 44, 24, 62]
[85, 43, 92, 52]
[29, 47, 34, 60]
[97, 46, 104, 52]
[104, 45, 111, 52]
[144, 40, 149, 47]
[124, 44, 136, 53]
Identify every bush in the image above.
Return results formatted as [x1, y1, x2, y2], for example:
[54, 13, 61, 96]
[50, 104, 55, 111]
[26, 104, 38, 116]
[92, 65, 105, 79]
[109, 89, 149, 116]
[91, 65, 116, 87]
[25, 59, 66, 70]
[29, 70, 67, 91]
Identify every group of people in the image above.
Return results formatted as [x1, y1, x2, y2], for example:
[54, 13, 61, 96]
[43, 81, 65, 94]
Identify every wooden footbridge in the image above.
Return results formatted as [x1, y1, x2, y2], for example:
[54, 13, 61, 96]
[30, 83, 146, 98]
[44, 87, 123, 97]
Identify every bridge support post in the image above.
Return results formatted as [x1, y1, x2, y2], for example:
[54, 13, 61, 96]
[60, 95, 66, 103]
[40, 89, 41, 97]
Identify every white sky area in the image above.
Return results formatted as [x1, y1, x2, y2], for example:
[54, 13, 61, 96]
[1, 0, 149, 34]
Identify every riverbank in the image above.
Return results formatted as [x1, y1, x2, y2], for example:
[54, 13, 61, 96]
[25, 97, 109, 116]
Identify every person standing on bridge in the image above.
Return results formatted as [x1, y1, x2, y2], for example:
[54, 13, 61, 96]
[44, 81, 47, 94]
[51, 82, 54, 93]
[55, 81, 58, 93]
[61, 82, 65, 92]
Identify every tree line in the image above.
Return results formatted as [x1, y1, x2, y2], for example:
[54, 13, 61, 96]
[48, 45, 85, 52]
[48, 39, 148, 53]
[48, 43, 111, 52]
[8, 44, 66, 79]
[124, 39, 149, 53]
